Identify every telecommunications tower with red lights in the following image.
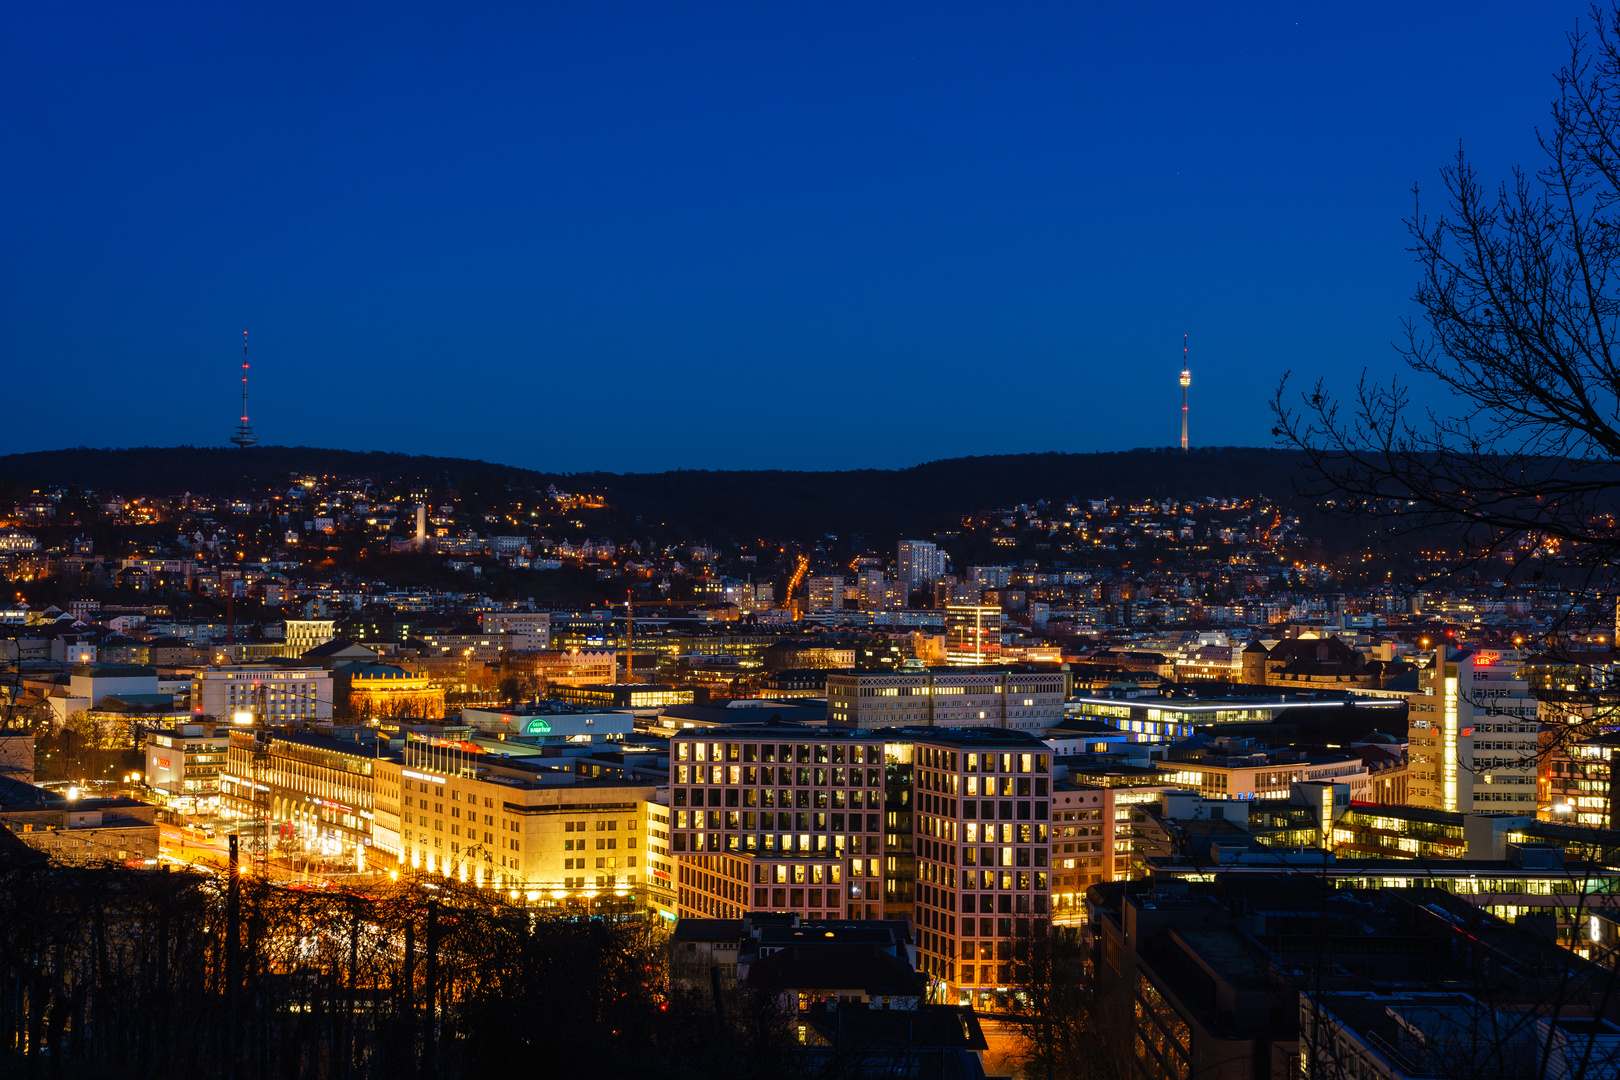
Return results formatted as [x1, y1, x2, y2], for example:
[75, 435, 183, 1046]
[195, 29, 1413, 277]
[232, 331, 258, 449]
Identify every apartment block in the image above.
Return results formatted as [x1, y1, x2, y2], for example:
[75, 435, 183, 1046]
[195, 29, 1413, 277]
[896, 540, 948, 589]
[806, 575, 846, 614]
[477, 610, 552, 650]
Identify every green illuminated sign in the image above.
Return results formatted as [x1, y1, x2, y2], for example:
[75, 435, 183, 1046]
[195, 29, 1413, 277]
[524, 718, 552, 735]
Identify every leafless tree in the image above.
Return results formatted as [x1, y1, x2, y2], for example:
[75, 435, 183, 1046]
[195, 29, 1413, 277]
[1009, 920, 1130, 1080]
[1273, 3, 1620, 642]
[1272, 3, 1620, 793]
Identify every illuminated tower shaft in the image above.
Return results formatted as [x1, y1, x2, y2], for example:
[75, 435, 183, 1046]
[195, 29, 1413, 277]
[1179, 336, 1191, 451]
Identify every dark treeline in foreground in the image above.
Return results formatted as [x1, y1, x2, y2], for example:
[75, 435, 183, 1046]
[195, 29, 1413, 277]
[0, 859, 803, 1080]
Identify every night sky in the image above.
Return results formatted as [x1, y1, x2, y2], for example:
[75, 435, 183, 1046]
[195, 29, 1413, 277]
[0, 2, 1586, 472]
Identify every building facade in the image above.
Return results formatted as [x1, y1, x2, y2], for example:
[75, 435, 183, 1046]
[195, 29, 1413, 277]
[669, 726, 897, 922]
[945, 606, 1001, 666]
[897, 540, 948, 591]
[1408, 646, 1539, 813]
[143, 723, 230, 811]
[0, 792, 158, 866]
[192, 665, 334, 724]
[347, 663, 446, 719]
[284, 619, 337, 656]
[1542, 732, 1620, 830]
[806, 575, 846, 614]
[553, 683, 694, 709]
[375, 736, 674, 920]
[825, 666, 1065, 732]
[478, 610, 552, 650]
[1050, 767, 1178, 921]
[219, 728, 378, 871]
[908, 730, 1053, 1010]
[1154, 739, 1369, 802]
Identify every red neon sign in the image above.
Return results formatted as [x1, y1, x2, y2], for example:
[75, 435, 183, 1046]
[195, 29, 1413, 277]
[1474, 651, 1500, 667]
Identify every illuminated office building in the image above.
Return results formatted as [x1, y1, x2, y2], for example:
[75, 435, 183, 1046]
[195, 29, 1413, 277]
[945, 605, 1002, 666]
[283, 619, 337, 656]
[669, 725, 896, 922]
[375, 736, 675, 920]
[1408, 646, 1538, 813]
[909, 729, 1053, 1010]
[192, 665, 334, 724]
[825, 666, 1065, 732]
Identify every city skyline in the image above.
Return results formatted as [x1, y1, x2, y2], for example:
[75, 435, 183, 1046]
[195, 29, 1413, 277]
[12, 5, 1620, 1077]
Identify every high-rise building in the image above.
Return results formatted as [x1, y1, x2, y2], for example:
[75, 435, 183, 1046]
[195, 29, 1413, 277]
[909, 729, 1053, 1009]
[854, 568, 903, 611]
[967, 566, 1011, 591]
[806, 574, 846, 614]
[1408, 646, 1538, 813]
[897, 540, 949, 590]
[945, 605, 1002, 666]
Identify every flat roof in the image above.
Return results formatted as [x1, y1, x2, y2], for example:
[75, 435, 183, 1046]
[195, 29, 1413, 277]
[1072, 695, 1403, 711]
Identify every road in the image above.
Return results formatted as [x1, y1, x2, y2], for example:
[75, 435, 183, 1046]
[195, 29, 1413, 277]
[977, 1015, 1028, 1079]
[159, 824, 234, 872]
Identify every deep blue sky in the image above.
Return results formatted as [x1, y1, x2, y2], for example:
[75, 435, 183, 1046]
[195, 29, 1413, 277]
[0, 2, 1589, 472]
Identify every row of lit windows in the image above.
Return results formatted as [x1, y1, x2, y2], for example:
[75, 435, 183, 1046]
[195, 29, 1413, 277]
[674, 832, 874, 854]
[918, 749, 1051, 774]
[674, 788, 882, 812]
[674, 808, 880, 832]
[677, 742, 882, 764]
[676, 765, 882, 787]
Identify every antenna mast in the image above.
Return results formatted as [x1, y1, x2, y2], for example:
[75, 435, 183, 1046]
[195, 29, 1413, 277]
[232, 331, 259, 449]
[1179, 336, 1191, 451]
[624, 591, 634, 684]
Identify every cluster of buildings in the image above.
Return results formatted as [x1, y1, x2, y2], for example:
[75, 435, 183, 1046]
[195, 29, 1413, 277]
[9, 475, 1620, 1073]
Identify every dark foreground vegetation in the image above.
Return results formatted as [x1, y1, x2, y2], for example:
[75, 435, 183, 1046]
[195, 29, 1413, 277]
[0, 860, 789, 1080]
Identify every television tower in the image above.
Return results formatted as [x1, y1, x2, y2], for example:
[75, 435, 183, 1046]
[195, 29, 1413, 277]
[232, 331, 258, 449]
[1179, 336, 1191, 451]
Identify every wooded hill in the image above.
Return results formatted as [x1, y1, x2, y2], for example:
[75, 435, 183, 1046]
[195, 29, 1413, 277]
[0, 444, 1312, 543]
